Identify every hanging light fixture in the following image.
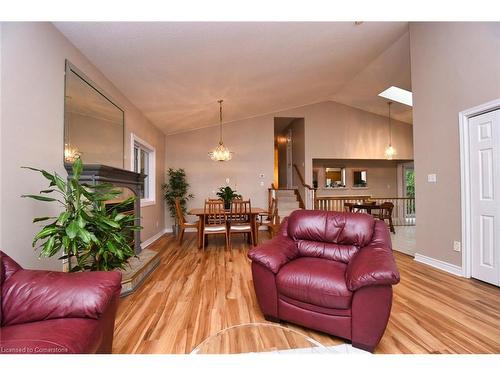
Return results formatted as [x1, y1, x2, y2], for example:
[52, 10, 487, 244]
[209, 99, 233, 161]
[384, 101, 396, 160]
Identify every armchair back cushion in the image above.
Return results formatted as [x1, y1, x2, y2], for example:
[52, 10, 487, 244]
[287, 210, 375, 264]
[1, 252, 21, 284]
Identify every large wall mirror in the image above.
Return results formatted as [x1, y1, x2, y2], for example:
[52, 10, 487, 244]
[64, 60, 124, 168]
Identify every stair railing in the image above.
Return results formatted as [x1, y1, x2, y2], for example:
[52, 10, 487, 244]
[292, 164, 317, 209]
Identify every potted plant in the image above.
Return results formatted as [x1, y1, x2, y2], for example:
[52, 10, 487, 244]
[21, 157, 141, 272]
[162, 168, 194, 235]
[216, 186, 242, 210]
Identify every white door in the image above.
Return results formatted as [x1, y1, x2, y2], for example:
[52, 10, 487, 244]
[469, 109, 500, 286]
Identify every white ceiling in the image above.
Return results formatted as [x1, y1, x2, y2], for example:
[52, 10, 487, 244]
[331, 31, 412, 123]
[54, 22, 411, 135]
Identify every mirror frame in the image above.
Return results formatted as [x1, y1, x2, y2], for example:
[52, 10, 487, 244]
[64, 60, 125, 169]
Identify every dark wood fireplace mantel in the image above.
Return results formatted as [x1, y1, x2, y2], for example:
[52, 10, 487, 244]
[64, 163, 146, 255]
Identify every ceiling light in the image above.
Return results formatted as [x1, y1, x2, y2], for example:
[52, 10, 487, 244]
[378, 86, 413, 107]
[209, 100, 233, 162]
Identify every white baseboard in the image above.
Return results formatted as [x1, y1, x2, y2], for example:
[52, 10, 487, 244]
[414, 253, 464, 277]
[141, 228, 170, 249]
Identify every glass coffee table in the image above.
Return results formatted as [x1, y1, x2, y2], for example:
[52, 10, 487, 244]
[190, 322, 332, 354]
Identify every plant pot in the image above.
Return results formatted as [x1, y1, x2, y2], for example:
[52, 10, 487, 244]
[172, 223, 179, 236]
[224, 201, 231, 210]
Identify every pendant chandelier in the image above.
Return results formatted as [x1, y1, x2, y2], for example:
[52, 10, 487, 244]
[384, 101, 396, 160]
[209, 99, 233, 162]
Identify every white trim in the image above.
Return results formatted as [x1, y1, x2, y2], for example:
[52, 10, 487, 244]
[130, 133, 156, 207]
[141, 228, 170, 249]
[459, 98, 500, 279]
[414, 253, 464, 277]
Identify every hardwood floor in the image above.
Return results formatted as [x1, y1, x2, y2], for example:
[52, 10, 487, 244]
[113, 232, 500, 354]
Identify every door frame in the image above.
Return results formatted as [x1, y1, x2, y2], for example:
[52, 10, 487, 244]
[459, 98, 500, 278]
[286, 128, 293, 189]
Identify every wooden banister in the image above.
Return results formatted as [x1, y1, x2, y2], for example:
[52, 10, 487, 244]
[292, 164, 316, 209]
[292, 164, 315, 191]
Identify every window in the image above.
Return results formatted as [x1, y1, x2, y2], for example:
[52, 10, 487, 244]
[353, 170, 368, 188]
[131, 134, 155, 206]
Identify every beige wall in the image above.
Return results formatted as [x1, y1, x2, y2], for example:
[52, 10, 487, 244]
[410, 22, 500, 266]
[166, 100, 413, 226]
[0, 23, 165, 270]
[166, 116, 274, 226]
[313, 159, 400, 198]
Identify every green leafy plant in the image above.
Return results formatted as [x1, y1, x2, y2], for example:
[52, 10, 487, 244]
[216, 186, 242, 208]
[22, 157, 141, 272]
[405, 169, 415, 198]
[162, 168, 194, 222]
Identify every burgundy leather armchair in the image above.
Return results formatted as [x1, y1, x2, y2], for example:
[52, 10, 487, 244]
[248, 210, 400, 352]
[0, 251, 122, 354]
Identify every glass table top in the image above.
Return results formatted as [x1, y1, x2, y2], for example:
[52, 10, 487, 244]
[190, 322, 332, 354]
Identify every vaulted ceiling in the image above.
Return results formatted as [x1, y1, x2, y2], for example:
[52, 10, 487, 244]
[54, 22, 411, 135]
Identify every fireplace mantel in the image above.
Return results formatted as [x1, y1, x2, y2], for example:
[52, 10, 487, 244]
[64, 163, 146, 254]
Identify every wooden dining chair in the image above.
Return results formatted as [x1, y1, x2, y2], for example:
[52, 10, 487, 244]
[202, 199, 229, 250]
[257, 197, 279, 242]
[377, 202, 395, 234]
[228, 199, 253, 249]
[175, 198, 200, 245]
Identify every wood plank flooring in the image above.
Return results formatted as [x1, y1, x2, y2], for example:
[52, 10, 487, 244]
[113, 232, 500, 354]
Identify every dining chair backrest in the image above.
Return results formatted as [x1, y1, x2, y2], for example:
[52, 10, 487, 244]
[230, 199, 252, 224]
[175, 198, 186, 224]
[379, 202, 394, 219]
[204, 199, 226, 225]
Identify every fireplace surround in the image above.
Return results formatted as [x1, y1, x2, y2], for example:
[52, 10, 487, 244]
[64, 163, 146, 255]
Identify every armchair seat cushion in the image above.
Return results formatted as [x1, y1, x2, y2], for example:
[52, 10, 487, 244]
[276, 257, 352, 310]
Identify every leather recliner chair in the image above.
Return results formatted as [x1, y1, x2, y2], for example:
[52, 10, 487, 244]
[0, 251, 122, 354]
[248, 210, 400, 352]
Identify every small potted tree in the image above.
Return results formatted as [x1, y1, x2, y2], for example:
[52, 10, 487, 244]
[216, 186, 242, 210]
[21, 157, 141, 272]
[163, 168, 194, 235]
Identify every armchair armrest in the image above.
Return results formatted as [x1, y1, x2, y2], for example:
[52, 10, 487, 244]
[1, 268, 122, 326]
[345, 246, 400, 291]
[345, 220, 400, 291]
[248, 235, 299, 274]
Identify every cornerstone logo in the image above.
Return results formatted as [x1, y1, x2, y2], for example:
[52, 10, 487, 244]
[1, 346, 69, 354]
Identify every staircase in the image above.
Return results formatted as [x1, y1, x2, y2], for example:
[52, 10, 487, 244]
[275, 189, 302, 221]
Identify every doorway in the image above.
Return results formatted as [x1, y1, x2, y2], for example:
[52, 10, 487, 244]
[274, 117, 305, 190]
[460, 100, 500, 286]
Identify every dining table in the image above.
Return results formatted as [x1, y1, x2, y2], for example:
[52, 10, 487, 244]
[188, 207, 267, 249]
[344, 201, 382, 215]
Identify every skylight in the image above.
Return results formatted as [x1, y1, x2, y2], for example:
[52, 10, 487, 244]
[378, 86, 413, 107]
